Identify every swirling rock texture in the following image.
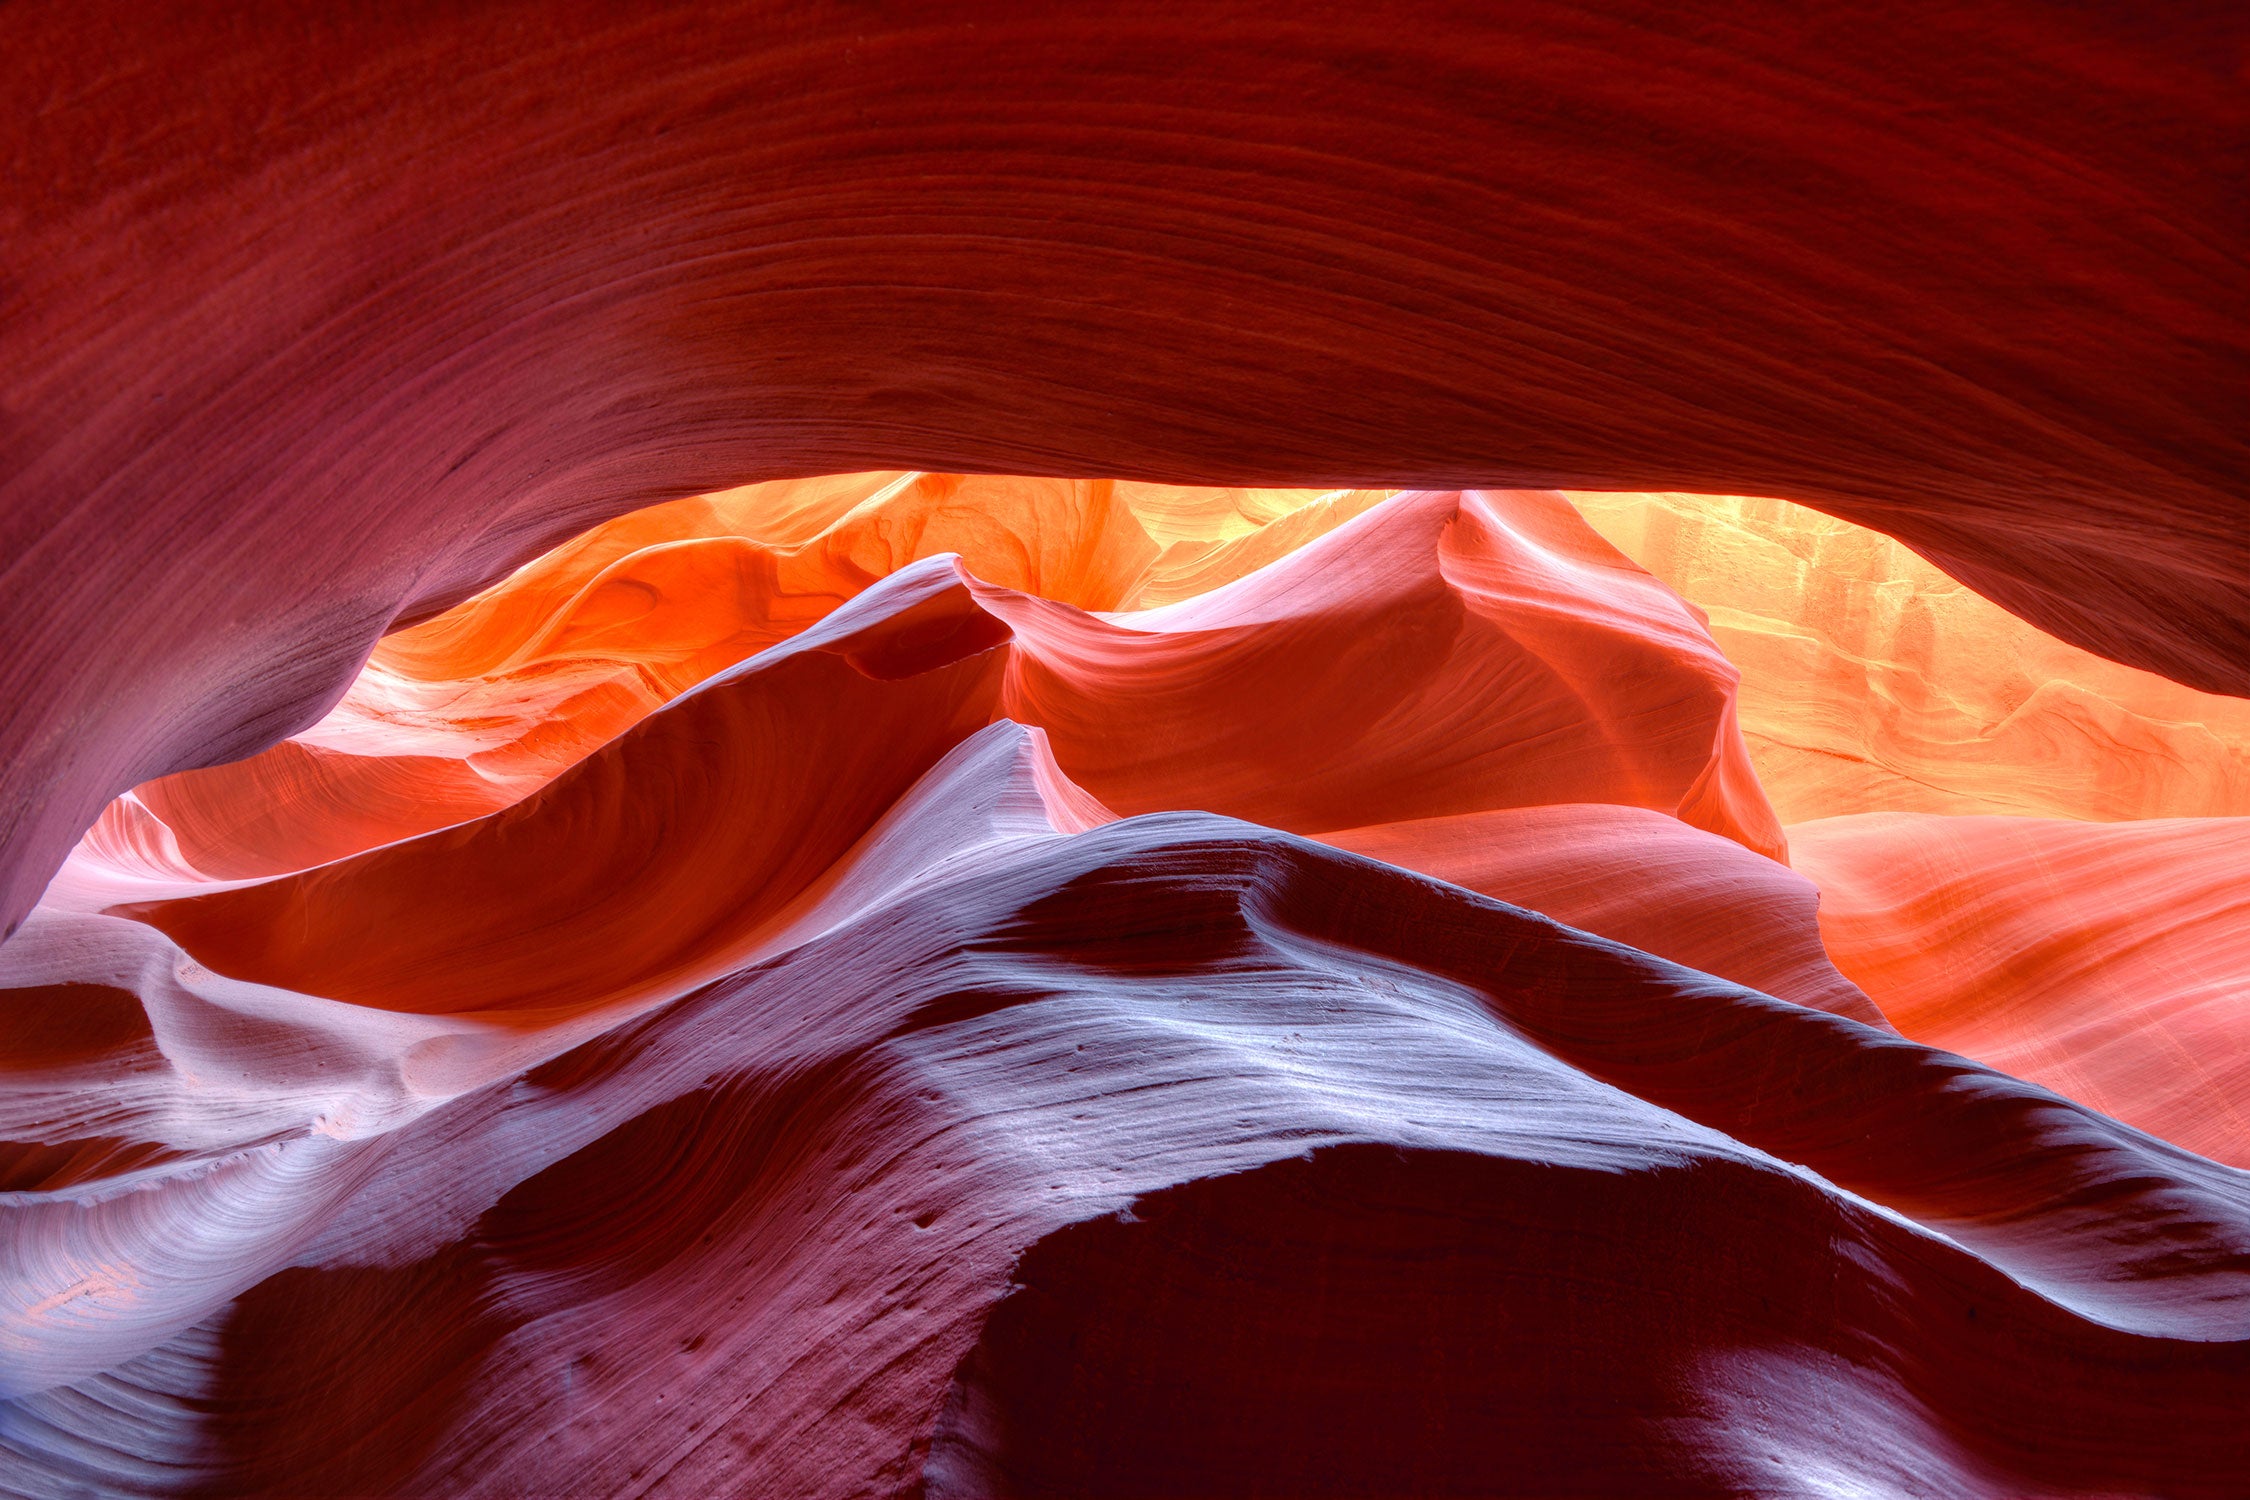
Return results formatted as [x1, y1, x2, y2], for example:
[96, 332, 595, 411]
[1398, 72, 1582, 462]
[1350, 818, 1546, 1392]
[1560, 489, 2250, 1173]
[4, 3, 2248, 1497]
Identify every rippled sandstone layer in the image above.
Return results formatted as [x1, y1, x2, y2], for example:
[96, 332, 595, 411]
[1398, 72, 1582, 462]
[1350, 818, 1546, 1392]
[1793, 813, 2250, 1168]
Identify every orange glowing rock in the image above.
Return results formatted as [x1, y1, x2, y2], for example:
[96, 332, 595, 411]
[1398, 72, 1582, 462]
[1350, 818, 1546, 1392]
[1321, 803, 1881, 1024]
[1568, 491, 2250, 1167]
[111, 474, 1383, 882]
[983, 488, 1783, 855]
[93, 481, 1779, 901]
[99, 485, 1786, 1019]
[123, 562, 1010, 1018]
[1791, 812, 2250, 1168]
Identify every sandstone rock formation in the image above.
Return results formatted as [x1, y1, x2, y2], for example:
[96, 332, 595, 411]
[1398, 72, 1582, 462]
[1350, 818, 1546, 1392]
[1793, 812, 2250, 1169]
[1570, 492, 2250, 824]
[4, 3, 2245, 1493]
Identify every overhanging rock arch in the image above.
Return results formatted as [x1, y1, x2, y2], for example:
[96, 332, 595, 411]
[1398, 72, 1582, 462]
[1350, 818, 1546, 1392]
[3, 0, 2242, 934]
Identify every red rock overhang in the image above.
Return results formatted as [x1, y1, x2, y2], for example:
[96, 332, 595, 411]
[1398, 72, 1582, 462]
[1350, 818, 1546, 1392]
[2, 0, 2243, 933]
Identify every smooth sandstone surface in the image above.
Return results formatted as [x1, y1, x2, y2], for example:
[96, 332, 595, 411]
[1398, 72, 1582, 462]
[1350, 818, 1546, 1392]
[2, 0, 2245, 935]
[8, 726, 2250, 1494]
[1793, 813, 2250, 1170]
[1321, 802, 1883, 1025]
[1554, 492, 2250, 1175]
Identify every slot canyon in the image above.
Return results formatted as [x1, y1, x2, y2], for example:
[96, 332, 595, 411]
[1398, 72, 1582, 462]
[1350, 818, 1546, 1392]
[3, 5, 2245, 1497]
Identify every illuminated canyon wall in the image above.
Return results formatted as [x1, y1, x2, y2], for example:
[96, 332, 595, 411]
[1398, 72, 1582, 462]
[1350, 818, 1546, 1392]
[1572, 491, 2250, 1171]
[1567, 492, 2250, 825]
[4, 3, 2247, 1496]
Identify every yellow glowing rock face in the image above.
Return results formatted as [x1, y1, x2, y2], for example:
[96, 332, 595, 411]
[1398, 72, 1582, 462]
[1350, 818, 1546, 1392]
[1565, 491, 2250, 823]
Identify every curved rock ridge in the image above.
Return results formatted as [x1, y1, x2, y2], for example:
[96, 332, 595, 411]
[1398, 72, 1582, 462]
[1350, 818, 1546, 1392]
[94, 474, 1392, 884]
[981, 488, 1783, 854]
[1319, 802, 1882, 1025]
[2, 767, 2245, 1495]
[1569, 491, 2250, 825]
[76, 486, 1781, 922]
[3, 0, 2245, 938]
[117, 560, 1016, 1019]
[92, 492, 1781, 1021]
[1793, 813, 2250, 1170]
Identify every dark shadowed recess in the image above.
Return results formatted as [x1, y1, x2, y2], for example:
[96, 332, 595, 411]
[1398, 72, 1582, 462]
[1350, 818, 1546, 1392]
[924, 1144, 2250, 1499]
[186, 1248, 504, 1500]
[16, 818, 2244, 1496]
[0, 983, 176, 1190]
